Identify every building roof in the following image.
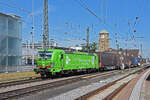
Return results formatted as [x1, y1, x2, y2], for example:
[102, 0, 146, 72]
[0, 12, 21, 19]
[100, 30, 109, 34]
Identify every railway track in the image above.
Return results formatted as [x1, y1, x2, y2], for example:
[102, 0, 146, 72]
[0, 70, 121, 89]
[0, 70, 121, 100]
[0, 77, 42, 88]
[75, 67, 148, 100]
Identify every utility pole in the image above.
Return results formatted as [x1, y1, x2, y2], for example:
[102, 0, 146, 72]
[43, 0, 49, 49]
[86, 26, 89, 52]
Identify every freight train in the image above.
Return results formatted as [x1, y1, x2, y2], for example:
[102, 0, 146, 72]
[96, 51, 140, 70]
[34, 49, 142, 78]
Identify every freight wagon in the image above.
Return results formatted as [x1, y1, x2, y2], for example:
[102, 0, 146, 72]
[96, 51, 140, 70]
[34, 49, 99, 78]
[96, 52, 119, 70]
[123, 55, 141, 68]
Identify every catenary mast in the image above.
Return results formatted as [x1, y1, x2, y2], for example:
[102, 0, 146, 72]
[43, 0, 49, 49]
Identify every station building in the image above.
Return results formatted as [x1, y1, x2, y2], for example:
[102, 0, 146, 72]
[0, 12, 22, 72]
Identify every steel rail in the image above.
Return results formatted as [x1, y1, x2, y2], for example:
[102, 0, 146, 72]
[0, 70, 120, 89]
[0, 77, 41, 88]
[0, 70, 121, 100]
[103, 82, 129, 100]
[75, 67, 147, 100]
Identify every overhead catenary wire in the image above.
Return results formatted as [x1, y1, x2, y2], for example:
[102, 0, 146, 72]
[0, 1, 39, 40]
[129, 0, 148, 49]
[75, 0, 103, 23]
[0, 1, 31, 14]
[0, 0, 83, 47]
[130, 0, 148, 40]
[75, 0, 125, 41]
[103, 0, 107, 24]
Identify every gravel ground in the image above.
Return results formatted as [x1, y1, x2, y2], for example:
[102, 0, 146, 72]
[0, 75, 83, 93]
[112, 67, 150, 100]
[89, 74, 137, 100]
[18, 68, 142, 100]
[20, 72, 121, 100]
[49, 74, 136, 100]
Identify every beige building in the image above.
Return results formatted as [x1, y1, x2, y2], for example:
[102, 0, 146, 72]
[99, 30, 109, 51]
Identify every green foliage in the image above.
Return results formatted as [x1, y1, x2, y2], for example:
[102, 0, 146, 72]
[81, 45, 87, 51]
[81, 42, 97, 52]
[90, 42, 97, 52]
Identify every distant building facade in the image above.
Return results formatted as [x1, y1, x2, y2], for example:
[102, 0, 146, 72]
[107, 48, 139, 57]
[0, 12, 22, 72]
[99, 30, 109, 51]
[69, 46, 82, 51]
[22, 41, 58, 65]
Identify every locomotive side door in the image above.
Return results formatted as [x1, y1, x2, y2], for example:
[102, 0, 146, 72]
[60, 53, 64, 71]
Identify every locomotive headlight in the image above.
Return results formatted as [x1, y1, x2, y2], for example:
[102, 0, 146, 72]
[51, 62, 54, 67]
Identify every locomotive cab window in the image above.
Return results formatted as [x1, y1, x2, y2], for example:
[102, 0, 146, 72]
[45, 52, 53, 59]
[38, 51, 45, 59]
[38, 52, 45, 58]
[38, 51, 53, 59]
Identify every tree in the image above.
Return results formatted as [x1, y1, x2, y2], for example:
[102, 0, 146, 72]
[89, 42, 97, 52]
[81, 42, 97, 52]
[81, 44, 87, 51]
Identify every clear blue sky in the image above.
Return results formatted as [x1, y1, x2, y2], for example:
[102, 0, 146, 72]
[0, 0, 149, 57]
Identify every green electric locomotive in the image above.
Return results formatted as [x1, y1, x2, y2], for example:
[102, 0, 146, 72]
[34, 49, 99, 78]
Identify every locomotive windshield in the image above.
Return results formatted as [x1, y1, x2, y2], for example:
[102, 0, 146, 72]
[38, 51, 53, 59]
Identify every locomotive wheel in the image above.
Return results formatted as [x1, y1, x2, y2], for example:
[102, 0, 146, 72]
[41, 74, 46, 79]
[87, 69, 91, 73]
[57, 74, 62, 78]
[46, 73, 51, 78]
